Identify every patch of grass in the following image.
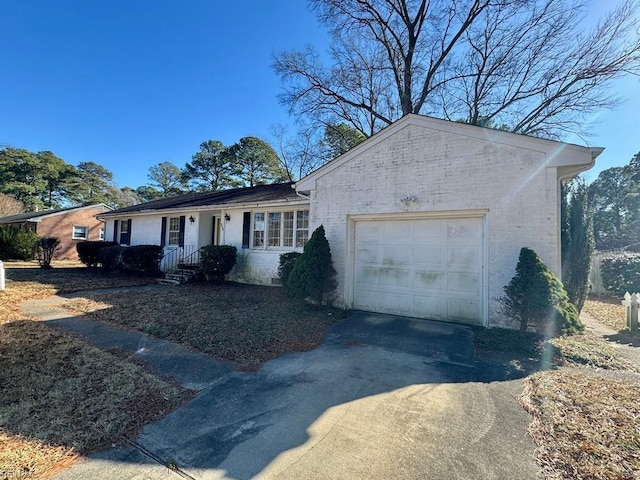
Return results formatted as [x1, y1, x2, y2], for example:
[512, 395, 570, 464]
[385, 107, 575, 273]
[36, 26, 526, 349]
[0, 263, 190, 478]
[551, 334, 636, 371]
[584, 294, 628, 332]
[71, 282, 347, 370]
[521, 369, 640, 480]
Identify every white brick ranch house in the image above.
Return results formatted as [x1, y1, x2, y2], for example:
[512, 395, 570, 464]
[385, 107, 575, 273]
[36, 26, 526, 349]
[100, 114, 601, 328]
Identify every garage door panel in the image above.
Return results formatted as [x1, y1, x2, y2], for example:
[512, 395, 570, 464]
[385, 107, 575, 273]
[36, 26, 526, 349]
[383, 221, 412, 241]
[355, 267, 380, 287]
[412, 245, 445, 266]
[379, 268, 412, 289]
[414, 269, 447, 290]
[355, 244, 380, 265]
[353, 217, 484, 325]
[414, 220, 445, 240]
[358, 223, 382, 239]
[447, 272, 481, 293]
[447, 246, 482, 269]
[447, 299, 481, 324]
[413, 295, 445, 320]
[382, 293, 414, 315]
[447, 218, 483, 243]
[354, 289, 381, 311]
[382, 245, 412, 265]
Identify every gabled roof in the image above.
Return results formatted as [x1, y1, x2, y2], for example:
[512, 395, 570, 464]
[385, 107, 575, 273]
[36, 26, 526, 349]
[0, 204, 111, 224]
[295, 113, 603, 192]
[100, 182, 301, 217]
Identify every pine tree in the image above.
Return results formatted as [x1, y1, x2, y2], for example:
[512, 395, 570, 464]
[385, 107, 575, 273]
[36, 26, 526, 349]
[502, 247, 583, 335]
[286, 225, 337, 305]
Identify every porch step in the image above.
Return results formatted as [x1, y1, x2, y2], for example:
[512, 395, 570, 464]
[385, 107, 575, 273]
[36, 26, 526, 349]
[158, 269, 199, 285]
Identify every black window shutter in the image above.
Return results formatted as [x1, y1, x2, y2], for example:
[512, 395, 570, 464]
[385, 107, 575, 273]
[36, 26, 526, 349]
[160, 217, 167, 247]
[113, 220, 119, 244]
[242, 212, 251, 249]
[126, 219, 132, 245]
[211, 216, 216, 245]
[178, 216, 186, 247]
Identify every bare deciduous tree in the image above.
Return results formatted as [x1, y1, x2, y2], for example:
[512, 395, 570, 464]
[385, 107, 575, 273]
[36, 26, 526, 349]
[272, 124, 323, 181]
[274, 0, 640, 139]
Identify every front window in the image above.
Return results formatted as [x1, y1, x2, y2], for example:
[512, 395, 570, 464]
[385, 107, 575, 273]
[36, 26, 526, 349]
[72, 226, 88, 240]
[99, 227, 105, 241]
[296, 210, 309, 247]
[253, 209, 309, 249]
[168, 217, 180, 245]
[253, 212, 265, 247]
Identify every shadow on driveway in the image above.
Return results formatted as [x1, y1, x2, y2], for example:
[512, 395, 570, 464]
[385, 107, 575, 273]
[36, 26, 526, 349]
[47, 310, 544, 480]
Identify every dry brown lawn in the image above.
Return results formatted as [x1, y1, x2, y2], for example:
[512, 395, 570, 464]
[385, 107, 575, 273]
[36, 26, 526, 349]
[584, 294, 628, 332]
[64, 282, 346, 371]
[0, 262, 190, 479]
[522, 370, 640, 480]
[522, 295, 640, 479]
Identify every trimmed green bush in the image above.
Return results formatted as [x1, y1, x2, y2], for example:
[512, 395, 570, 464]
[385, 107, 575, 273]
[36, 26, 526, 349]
[77, 241, 118, 268]
[600, 252, 640, 295]
[278, 252, 302, 287]
[0, 226, 39, 260]
[200, 245, 237, 283]
[120, 245, 163, 275]
[98, 245, 163, 275]
[501, 247, 583, 335]
[286, 225, 336, 306]
[35, 237, 60, 269]
[99, 245, 123, 271]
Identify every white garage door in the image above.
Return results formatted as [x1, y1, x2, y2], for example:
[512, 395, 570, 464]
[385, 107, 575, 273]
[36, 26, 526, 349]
[353, 216, 484, 325]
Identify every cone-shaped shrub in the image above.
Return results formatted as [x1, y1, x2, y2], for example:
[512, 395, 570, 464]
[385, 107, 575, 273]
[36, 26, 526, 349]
[286, 225, 336, 305]
[502, 247, 583, 335]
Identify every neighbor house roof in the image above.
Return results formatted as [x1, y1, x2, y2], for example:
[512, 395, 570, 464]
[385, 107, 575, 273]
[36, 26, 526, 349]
[295, 113, 604, 192]
[0, 204, 111, 224]
[99, 182, 303, 217]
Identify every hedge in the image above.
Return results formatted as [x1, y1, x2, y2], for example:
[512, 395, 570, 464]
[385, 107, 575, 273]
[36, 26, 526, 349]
[600, 252, 640, 295]
[98, 244, 163, 276]
[0, 226, 39, 260]
[77, 241, 118, 268]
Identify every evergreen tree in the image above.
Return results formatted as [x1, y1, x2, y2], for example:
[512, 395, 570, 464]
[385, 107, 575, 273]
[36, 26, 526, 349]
[561, 178, 594, 313]
[286, 225, 337, 305]
[502, 247, 583, 335]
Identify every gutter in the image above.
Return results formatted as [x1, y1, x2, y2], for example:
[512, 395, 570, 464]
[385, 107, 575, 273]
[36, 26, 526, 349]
[557, 147, 603, 183]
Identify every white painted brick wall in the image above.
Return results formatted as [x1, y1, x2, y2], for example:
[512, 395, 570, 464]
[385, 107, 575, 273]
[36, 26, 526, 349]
[310, 123, 560, 328]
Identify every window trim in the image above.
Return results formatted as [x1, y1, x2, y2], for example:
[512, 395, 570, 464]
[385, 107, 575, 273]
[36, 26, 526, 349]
[251, 208, 309, 250]
[72, 225, 89, 240]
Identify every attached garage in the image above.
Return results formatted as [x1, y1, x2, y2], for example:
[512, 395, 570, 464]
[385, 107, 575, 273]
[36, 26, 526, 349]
[348, 213, 487, 325]
[294, 114, 601, 328]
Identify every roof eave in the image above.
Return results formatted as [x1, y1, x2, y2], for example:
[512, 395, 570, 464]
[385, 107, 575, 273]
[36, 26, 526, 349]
[97, 197, 309, 219]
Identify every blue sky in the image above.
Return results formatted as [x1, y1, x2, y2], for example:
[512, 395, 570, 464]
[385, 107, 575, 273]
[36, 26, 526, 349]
[0, 1, 637, 189]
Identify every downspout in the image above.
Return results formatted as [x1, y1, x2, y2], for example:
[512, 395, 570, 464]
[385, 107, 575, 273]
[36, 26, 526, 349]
[292, 182, 310, 200]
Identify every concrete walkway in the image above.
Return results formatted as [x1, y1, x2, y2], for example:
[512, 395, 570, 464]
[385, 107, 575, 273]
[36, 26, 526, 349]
[22, 292, 541, 480]
[580, 310, 640, 369]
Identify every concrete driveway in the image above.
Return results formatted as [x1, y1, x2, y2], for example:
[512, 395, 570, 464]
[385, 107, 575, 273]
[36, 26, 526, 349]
[53, 311, 540, 480]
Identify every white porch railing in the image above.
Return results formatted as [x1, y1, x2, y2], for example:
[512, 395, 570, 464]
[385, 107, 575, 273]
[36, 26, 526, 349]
[160, 245, 201, 272]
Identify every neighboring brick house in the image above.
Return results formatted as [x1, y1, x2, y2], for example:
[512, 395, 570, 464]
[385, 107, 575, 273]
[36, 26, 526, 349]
[0, 204, 111, 260]
[100, 114, 601, 328]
